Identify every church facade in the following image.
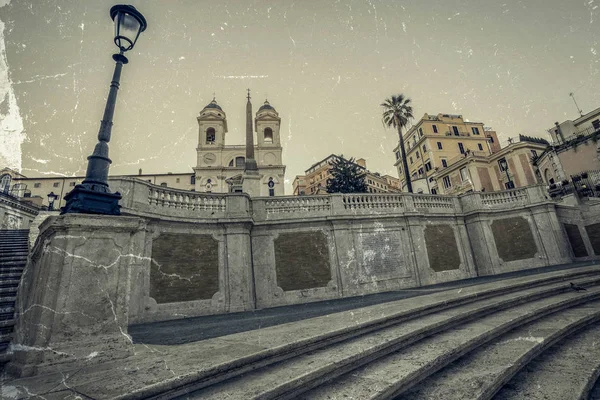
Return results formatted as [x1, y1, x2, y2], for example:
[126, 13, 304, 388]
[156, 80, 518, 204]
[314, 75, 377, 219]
[194, 97, 286, 196]
[0, 95, 287, 209]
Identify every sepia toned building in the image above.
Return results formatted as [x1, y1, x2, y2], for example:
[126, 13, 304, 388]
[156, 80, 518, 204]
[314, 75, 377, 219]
[293, 154, 401, 195]
[431, 136, 548, 195]
[393, 113, 498, 194]
[534, 107, 600, 185]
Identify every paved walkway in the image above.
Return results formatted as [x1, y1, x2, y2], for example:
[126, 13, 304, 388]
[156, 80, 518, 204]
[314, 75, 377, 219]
[129, 261, 599, 345]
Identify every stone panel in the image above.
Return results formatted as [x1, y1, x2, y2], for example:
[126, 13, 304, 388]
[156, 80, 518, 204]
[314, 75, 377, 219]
[274, 231, 331, 291]
[585, 223, 600, 255]
[150, 233, 219, 304]
[507, 158, 522, 187]
[491, 217, 536, 261]
[358, 231, 405, 280]
[563, 224, 588, 257]
[424, 225, 460, 272]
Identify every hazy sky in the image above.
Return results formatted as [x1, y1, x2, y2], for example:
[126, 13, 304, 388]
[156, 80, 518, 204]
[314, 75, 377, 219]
[1, 0, 599, 193]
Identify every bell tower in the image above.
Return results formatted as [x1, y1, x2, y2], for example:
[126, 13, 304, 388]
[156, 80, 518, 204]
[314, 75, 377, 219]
[196, 98, 227, 169]
[255, 99, 281, 147]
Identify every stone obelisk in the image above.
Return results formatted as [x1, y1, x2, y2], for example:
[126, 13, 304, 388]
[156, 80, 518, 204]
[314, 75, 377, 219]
[242, 89, 261, 196]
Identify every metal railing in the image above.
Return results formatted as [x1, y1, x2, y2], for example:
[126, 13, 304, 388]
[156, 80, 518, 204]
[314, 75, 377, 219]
[548, 170, 600, 200]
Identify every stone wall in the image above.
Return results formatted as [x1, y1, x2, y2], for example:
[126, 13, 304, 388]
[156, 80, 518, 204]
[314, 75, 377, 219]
[16, 180, 592, 331]
[556, 200, 600, 259]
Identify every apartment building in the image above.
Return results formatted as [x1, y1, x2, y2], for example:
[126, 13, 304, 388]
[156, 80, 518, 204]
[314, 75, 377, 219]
[393, 113, 498, 194]
[293, 155, 401, 195]
[432, 136, 548, 195]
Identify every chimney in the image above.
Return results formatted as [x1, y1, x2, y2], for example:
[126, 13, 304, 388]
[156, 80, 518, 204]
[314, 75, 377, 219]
[356, 158, 367, 168]
[138, 168, 142, 176]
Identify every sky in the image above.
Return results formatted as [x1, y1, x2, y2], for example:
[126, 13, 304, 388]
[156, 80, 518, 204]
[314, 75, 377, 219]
[0, 0, 599, 193]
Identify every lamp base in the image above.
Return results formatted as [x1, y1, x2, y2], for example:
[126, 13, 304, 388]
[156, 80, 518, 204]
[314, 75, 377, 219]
[61, 184, 122, 215]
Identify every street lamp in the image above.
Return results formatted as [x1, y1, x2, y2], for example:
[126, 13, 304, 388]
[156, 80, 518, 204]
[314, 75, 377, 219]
[62, 5, 147, 215]
[47, 192, 58, 211]
[499, 159, 514, 189]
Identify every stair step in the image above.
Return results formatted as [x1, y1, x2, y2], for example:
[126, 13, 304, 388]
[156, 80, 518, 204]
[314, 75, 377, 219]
[494, 321, 600, 400]
[0, 267, 24, 274]
[296, 288, 600, 400]
[0, 261, 26, 268]
[401, 303, 600, 400]
[0, 272, 22, 279]
[183, 277, 600, 399]
[0, 279, 20, 288]
[0, 256, 28, 263]
[0, 319, 15, 329]
[0, 287, 18, 296]
[0, 332, 12, 343]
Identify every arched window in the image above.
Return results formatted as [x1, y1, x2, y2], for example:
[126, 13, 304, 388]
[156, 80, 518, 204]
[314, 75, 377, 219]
[235, 157, 245, 168]
[160, 182, 167, 187]
[264, 128, 273, 143]
[0, 174, 11, 193]
[206, 128, 216, 144]
[229, 159, 234, 167]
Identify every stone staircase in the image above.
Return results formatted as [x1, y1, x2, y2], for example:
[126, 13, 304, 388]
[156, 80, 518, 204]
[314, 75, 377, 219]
[4, 264, 600, 399]
[0, 229, 29, 366]
[156, 265, 600, 400]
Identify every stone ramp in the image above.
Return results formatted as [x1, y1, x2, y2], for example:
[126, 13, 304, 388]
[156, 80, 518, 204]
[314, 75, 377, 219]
[3, 264, 600, 399]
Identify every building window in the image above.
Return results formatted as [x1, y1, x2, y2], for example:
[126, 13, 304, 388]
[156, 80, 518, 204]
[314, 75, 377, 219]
[264, 127, 273, 143]
[147, 180, 152, 183]
[437, 142, 443, 150]
[34, 183, 41, 188]
[206, 127, 216, 143]
[531, 150, 538, 157]
[431, 188, 437, 194]
[422, 144, 427, 152]
[432, 125, 438, 133]
[191, 175, 196, 184]
[416, 151, 420, 159]
[425, 162, 432, 171]
[472, 127, 480, 135]
[441, 159, 448, 167]
[458, 143, 465, 154]
[53, 182, 60, 187]
[452, 126, 459, 136]
[419, 127, 423, 137]
[460, 167, 469, 182]
[69, 182, 76, 187]
[478, 143, 483, 151]
[269, 188, 275, 196]
[505, 181, 515, 189]
[488, 136, 495, 143]
[443, 176, 451, 188]
[160, 182, 167, 187]
[235, 156, 245, 168]
[418, 167, 424, 175]
[395, 151, 400, 160]
[410, 157, 413, 164]
[592, 119, 600, 130]
[176, 178, 180, 183]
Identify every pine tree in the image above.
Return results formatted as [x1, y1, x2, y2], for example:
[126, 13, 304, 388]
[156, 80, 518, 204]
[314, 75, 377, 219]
[326, 156, 368, 193]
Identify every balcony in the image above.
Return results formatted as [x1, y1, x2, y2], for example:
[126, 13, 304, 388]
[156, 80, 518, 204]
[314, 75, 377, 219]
[444, 131, 471, 137]
[447, 151, 488, 167]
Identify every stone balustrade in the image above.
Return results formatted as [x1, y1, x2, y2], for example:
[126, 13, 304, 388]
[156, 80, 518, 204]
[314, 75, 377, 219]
[148, 186, 226, 212]
[480, 188, 529, 207]
[110, 177, 551, 221]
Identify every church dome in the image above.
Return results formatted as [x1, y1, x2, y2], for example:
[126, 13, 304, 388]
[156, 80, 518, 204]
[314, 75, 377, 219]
[203, 98, 223, 111]
[258, 100, 275, 112]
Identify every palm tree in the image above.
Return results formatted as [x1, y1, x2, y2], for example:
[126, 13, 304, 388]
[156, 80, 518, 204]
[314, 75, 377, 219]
[381, 94, 414, 193]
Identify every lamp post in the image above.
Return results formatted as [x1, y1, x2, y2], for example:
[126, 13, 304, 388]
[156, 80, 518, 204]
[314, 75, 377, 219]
[499, 159, 514, 189]
[47, 192, 58, 211]
[62, 5, 147, 215]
